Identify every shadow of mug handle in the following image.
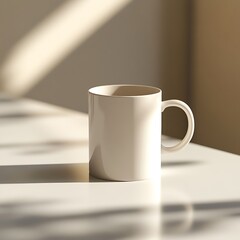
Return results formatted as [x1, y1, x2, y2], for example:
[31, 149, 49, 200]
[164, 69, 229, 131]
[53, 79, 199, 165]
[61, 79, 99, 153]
[161, 100, 195, 152]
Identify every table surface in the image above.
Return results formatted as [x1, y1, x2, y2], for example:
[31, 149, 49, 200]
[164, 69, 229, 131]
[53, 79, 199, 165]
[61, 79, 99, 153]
[0, 95, 239, 240]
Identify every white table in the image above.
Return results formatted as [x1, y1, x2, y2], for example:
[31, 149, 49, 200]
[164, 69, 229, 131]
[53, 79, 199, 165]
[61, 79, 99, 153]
[0, 95, 239, 240]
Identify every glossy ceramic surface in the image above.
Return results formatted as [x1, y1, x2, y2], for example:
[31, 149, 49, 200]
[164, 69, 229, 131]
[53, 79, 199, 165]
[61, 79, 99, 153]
[89, 85, 194, 181]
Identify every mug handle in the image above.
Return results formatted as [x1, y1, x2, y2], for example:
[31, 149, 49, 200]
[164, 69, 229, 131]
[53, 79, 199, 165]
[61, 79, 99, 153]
[161, 100, 195, 152]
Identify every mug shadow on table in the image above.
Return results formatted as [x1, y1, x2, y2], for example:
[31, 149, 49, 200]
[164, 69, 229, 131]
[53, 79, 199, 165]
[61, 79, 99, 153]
[0, 158, 202, 184]
[0, 164, 121, 183]
[161, 160, 202, 167]
[0, 163, 91, 183]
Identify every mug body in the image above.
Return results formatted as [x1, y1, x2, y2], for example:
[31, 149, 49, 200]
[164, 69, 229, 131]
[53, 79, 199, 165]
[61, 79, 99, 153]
[89, 85, 161, 181]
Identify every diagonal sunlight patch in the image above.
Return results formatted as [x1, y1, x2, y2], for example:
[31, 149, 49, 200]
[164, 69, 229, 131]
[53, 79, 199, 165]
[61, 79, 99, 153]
[0, 0, 132, 96]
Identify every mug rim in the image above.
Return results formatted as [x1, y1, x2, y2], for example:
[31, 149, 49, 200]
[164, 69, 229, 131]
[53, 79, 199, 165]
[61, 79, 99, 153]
[88, 84, 161, 98]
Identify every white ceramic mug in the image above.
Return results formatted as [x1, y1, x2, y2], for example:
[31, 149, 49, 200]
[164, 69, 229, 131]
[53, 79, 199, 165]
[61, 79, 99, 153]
[89, 85, 194, 181]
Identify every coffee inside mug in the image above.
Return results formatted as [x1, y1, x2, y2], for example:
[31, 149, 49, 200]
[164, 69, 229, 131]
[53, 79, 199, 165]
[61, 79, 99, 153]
[89, 85, 160, 97]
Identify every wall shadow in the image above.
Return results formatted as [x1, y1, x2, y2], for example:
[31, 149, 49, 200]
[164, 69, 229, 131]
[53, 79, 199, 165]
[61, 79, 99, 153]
[160, 0, 192, 139]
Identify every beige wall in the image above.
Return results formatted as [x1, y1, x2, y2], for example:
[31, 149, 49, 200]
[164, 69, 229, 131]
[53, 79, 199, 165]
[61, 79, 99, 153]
[1, 0, 238, 154]
[0, 0, 189, 140]
[191, 0, 240, 154]
[0, 0, 162, 113]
